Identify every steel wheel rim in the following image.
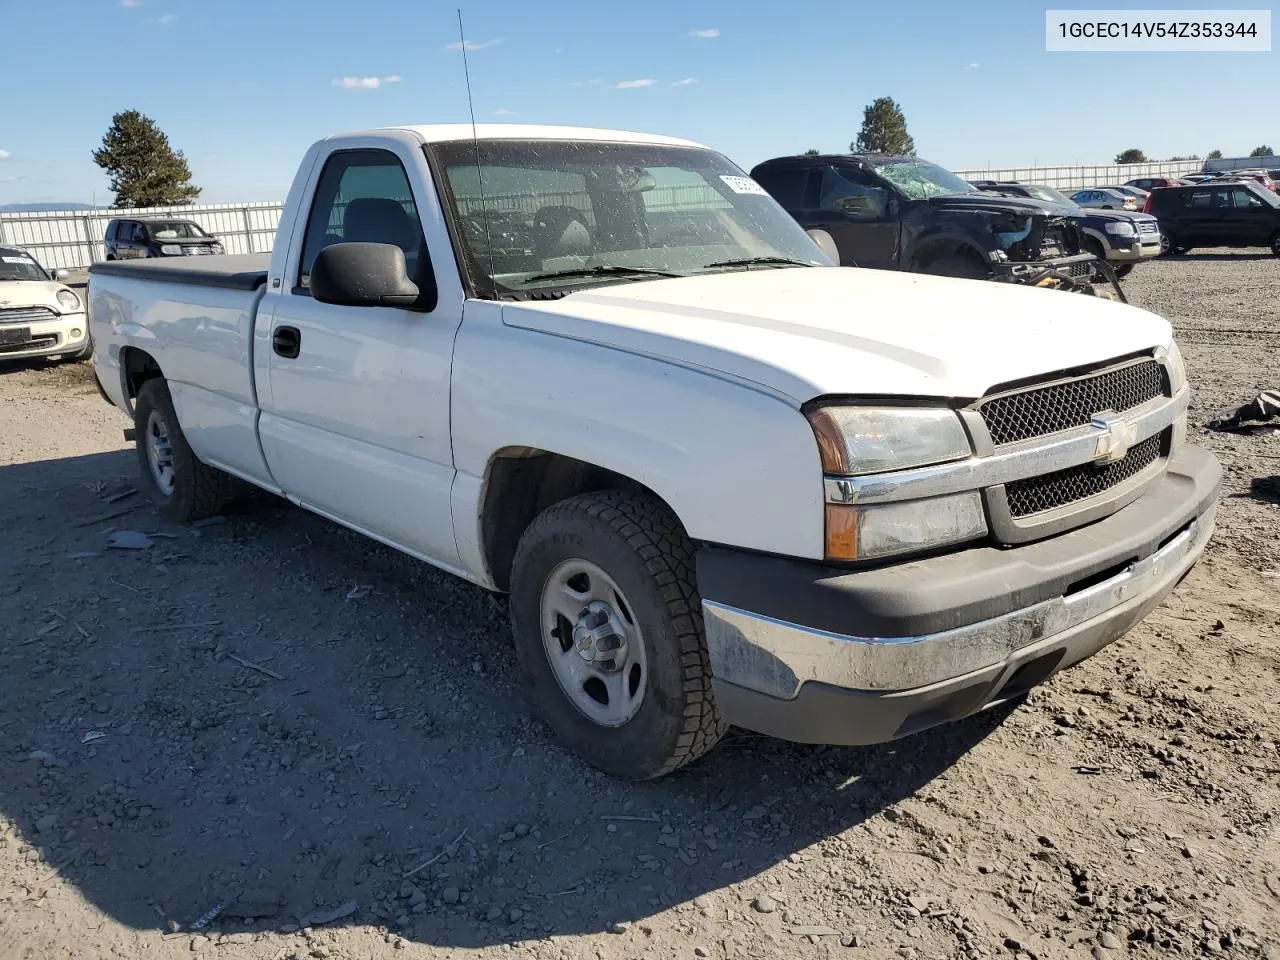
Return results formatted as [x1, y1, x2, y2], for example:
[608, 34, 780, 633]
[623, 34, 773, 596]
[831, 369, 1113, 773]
[539, 558, 648, 727]
[145, 410, 175, 496]
[1160, 234, 1171, 254]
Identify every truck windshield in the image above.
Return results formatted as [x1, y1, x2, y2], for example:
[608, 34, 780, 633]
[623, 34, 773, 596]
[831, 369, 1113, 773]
[0, 251, 49, 281]
[428, 139, 831, 296]
[145, 221, 207, 240]
[1021, 185, 1075, 206]
[873, 160, 975, 199]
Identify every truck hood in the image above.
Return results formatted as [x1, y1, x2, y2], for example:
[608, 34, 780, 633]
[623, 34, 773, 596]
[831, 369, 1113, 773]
[924, 192, 1080, 218]
[501, 267, 1173, 404]
[0, 280, 80, 313]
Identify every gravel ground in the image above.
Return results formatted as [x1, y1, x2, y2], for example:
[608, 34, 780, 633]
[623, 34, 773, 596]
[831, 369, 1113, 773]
[1, 253, 1277, 960]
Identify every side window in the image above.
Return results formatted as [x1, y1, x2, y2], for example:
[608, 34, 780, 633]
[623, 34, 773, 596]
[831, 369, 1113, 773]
[818, 166, 890, 220]
[130, 224, 146, 242]
[1230, 188, 1262, 208]
[297, 150, 426, 290]
[1187, 191, 1213, 208]
[751, 166, 810, 211]
[106, 222, 117, 241]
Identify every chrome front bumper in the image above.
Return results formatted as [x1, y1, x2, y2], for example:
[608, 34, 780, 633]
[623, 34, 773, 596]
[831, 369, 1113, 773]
[704, 503, 1214, 701]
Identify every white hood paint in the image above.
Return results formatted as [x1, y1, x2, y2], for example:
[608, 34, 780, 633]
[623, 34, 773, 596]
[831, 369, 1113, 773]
[502, 267, 1172, 404]
[0, 280, 81, 314]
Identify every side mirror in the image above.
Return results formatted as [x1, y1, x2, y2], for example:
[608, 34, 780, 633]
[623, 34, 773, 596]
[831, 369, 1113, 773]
[54, 268, 70, 280]
[309, 242, 435, 310]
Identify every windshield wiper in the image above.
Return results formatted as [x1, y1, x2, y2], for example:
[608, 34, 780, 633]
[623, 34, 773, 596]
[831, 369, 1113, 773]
[700, 256, 817, 270]
[523, 265, 685, 284]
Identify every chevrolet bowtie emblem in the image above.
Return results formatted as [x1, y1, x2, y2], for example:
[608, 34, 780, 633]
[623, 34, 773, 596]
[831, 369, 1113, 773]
[1091, 412, 1137, 465]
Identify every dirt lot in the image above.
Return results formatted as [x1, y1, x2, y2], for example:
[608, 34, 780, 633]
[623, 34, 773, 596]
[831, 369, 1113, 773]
[1, 254, 1277, 960]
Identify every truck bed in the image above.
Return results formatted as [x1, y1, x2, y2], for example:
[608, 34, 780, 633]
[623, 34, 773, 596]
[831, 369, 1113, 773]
[88, 253, 270, 291]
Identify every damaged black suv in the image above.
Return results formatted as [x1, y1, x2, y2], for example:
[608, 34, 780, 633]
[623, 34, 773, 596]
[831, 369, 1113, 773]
[750, 153, 1098, 291]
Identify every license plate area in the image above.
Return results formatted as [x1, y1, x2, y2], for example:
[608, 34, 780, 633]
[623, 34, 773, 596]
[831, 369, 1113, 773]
[0, 327, 31, 345]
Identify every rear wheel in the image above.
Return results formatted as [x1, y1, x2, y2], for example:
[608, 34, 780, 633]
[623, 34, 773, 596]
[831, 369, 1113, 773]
[133, 378, 237, 523]
[509, 490, 726, 780]
[1160, 232, 1188, 256]
[1114, 263, 1134, 279]
[1270, 232, 1280, 258]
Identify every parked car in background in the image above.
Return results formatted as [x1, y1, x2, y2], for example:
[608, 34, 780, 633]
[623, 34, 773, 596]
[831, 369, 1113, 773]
[973, 182, 1158, 278]
[1230, 171, 1278, 193]
[0, 245, 92, 363]
[1144, 181, 1280, 255]
[1182, 174, 1215, 184]
[752, 153, 1098, 294]
[1104, 185, 1151, 204]
[1126, 176, 1187, 191]
[86, 122, 1220, 779]
[1070, 188, 1138, 211]
[104, 218, 225, 260]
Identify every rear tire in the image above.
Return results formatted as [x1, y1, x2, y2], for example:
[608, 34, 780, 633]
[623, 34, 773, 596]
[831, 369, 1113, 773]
[1114, 263, 1134, 279]
[1270, 232, 1280, 258]
[133, 378, 237, 523]
[509, 490, 726, 780]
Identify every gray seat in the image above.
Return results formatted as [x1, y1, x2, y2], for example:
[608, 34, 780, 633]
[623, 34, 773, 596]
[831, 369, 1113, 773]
[343, 197, 421, 254]
[532, 205, 593, 259]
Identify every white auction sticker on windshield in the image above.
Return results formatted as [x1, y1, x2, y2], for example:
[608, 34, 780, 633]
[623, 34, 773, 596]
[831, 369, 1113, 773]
[720, 175, 769, 196]
[1, 256, 32, 264]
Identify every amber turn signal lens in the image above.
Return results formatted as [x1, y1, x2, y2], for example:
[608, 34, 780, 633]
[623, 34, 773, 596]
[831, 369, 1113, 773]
[825, 504, 860, 561]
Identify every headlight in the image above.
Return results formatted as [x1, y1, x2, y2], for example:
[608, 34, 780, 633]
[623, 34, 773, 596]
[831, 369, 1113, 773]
[160, 244, 182, 255]
[212, 242, 225, 254]
[805, 406, 972, 476]
[825, 493, 988, 562]
[1104, 221, 1136, 236]
[56, 289, 82, 312]
[1166, 339, 1187, 393]
[807, 404, 985, 561]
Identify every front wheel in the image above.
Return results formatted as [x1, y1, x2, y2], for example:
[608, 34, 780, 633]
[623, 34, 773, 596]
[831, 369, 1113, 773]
[509, 491, 726, 780]
[133, 378, 237, 523]
[1114, 263, 1134, 279]
[1270, 232, 1280, 258]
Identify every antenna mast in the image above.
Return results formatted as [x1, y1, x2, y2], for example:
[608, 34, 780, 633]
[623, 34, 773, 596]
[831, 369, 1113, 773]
[458, 8, 495, 293]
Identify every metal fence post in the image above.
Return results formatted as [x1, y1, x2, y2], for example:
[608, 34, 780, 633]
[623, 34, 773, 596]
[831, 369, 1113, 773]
[242, 206, 254, 254]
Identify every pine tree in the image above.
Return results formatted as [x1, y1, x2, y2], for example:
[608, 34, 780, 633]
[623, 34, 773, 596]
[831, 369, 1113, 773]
[92, 110, 201, 208]
[852, 98, 915, 155]
[1206, 149, 1223, 160]
[1249, 145, 1274, 157]
[1114, 148, 1147, 164]
[802, 148, 821, 156]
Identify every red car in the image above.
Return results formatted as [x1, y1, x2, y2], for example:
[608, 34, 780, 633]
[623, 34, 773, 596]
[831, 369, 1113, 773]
[1125, 176, 1188, 191]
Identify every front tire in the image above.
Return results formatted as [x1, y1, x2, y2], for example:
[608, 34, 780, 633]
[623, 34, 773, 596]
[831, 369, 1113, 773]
[1270, 232, 1280, 258]
[509, 491, 726, 780]
[133, 378, 236, 523]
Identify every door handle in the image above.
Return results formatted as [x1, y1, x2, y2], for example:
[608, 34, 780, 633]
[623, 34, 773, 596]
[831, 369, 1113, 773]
[272, 325, 301, 359]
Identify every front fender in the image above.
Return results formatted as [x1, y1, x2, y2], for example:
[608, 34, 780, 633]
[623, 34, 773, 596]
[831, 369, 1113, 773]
[449, 308, 826, 572]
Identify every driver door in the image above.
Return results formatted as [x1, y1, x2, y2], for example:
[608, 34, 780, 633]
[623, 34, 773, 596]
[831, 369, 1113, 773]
[811, 165, 900, 269]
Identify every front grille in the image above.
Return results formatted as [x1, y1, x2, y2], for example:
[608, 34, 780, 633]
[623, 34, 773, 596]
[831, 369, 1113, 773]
[1006, 434, 1162, 518]
[0, 306, 57, 325]
[980, 359, 1165, 446]
[1138, 222, 1159, 235]
[1064, 260, 1092, 278]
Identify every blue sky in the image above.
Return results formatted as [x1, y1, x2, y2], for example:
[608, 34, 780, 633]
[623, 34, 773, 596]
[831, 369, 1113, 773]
[0, 0, 1274, 204]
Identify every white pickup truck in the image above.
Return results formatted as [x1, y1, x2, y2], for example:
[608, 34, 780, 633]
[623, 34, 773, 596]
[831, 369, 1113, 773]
[88, 123, 1221, 780]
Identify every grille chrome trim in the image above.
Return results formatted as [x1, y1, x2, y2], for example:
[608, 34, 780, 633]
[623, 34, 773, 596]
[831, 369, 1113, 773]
[824, 388, 1187, 507]
[0, 306, 58, 325]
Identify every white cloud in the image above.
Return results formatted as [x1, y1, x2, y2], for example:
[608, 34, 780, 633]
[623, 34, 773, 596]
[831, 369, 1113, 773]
[120, 0, 142, 7]
[492, 108, 514, 116]
[0, 150, 10, 161]
[616, 78, 656, 89]
[689, 28, 720, 38]
[671, 77, 698, 86]
[445, 38, 503, 52]
[965, 62, 980, 69]
[332, 75, 400, 90]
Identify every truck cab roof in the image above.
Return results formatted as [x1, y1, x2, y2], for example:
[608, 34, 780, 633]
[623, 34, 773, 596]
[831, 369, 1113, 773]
[333, 123, 707, 149]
